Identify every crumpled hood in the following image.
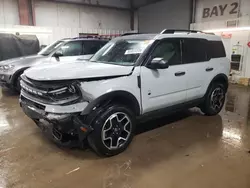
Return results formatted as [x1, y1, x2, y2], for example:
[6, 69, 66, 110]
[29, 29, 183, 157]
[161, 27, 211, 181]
[0, 55, 45, 66]
[24, 61, 134, 81]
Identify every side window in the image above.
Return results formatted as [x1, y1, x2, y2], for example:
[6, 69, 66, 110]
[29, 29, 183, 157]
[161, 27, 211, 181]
[83, 41, 107, 55]
[182, 38, 207, 63]
[60, 41, 83, 56]
[208, 41, 226, 58]
[151, 39, 181, 66]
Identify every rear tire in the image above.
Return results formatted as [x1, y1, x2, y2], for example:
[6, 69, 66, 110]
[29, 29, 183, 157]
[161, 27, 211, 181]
[87, 103, 135, 157]
[201, 82, 226, 116]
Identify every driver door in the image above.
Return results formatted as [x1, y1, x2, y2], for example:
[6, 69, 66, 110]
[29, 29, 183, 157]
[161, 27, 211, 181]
[140, 38, 187, 113]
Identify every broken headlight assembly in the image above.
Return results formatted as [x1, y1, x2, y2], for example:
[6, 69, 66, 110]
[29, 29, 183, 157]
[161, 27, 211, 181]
[47, 84, 81, 104]
[20, 76, 87, 105]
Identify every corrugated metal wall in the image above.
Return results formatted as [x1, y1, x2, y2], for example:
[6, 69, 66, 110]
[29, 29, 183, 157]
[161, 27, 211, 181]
[0, 0, 132, 45]
[0, 24, 130, 46]
[34, 1, 131, 30]
[0, 0, 19, 25]
[138, 0, 192, 33]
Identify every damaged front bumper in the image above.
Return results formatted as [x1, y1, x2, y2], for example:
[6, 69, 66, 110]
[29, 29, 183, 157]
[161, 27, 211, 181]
[20, 93, 93, 147]
[0, 73, 13, 88]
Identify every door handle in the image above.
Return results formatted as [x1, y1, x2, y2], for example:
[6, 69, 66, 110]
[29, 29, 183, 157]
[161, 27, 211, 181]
[175, 71, 186, 76]
[206, 67, 214, 72]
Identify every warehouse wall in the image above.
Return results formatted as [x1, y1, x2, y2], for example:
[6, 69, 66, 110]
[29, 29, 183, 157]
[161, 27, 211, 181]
[138, 0, 192, 33]
[34, 1, 131, 30]
[0, 0, 19, 25]
[195, 0, 247, 23]
[195, 0, 250, 23]
[192, 0, 250, 81]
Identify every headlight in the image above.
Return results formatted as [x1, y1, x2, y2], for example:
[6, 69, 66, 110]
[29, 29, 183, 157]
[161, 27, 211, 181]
[48, 85, 76, 95]
[0, 65, 15, 71]
[47, 84, 80, 102]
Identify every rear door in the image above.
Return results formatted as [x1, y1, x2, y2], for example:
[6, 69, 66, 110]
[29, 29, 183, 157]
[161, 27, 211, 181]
[182, 38, 209, 101]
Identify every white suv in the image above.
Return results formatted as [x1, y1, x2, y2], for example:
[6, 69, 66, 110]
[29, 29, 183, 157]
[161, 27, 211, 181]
[19, 30, 230, 156]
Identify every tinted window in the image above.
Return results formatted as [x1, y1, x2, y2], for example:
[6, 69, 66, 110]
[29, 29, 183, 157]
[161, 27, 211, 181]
[151, 39, 181, 66]
[60, 41, 83, 56]
[208, 41, 226, 58]
[182, 38, 207, 63]
[83, 41, 107, 55]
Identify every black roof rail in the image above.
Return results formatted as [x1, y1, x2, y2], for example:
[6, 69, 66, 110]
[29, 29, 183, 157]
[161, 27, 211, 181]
[121, 32, 140, 36]
[73, 36, 110, 40]
[160, 29, 215, 35]
[74, 35, 96, 39]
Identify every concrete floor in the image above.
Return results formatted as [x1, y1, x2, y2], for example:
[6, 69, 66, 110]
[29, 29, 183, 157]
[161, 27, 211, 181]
[0, 85, 250, 188]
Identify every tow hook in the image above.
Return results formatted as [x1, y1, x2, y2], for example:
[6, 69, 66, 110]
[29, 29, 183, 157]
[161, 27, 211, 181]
[73, 116, 93, 141]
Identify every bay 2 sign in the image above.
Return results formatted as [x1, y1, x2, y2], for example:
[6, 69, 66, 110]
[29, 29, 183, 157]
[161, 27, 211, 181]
[202, 2, 239, 20]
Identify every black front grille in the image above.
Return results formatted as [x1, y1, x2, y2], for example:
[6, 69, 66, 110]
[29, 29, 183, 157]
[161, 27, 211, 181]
[21, 78, 54, 103]
[20, 75, 81, 105]
[21, 95, 46, 110]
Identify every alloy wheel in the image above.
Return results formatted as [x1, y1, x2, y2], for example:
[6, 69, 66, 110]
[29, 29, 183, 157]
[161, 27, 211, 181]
[210, 87, 225, 111]
[101, 112, 132, 150]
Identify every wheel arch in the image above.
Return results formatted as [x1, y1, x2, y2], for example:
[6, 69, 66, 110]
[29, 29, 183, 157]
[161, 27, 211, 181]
[11, 67, 29, 86]
[81, 90, 141, 116]
[207, 74, 229, 94]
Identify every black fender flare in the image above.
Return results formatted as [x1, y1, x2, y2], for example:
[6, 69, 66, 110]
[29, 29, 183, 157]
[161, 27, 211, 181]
[11, 67, 29, 85]
[206, 73, 229, 94]
[81, 90, 141, 116]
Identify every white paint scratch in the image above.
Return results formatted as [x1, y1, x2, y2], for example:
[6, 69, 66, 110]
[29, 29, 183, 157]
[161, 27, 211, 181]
[66, 167, 80, 175]
[0, 147, 15, 154]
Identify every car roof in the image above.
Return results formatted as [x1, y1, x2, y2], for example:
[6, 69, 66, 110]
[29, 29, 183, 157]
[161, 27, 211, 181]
[61, 38, 109, 42]
[114, 34, 157, 41]
[116, 32, 221, 41]
[155, 33, 221, 41]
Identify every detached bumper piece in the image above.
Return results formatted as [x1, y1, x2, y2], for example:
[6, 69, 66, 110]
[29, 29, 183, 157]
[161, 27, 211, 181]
[20, 98, 93, 148]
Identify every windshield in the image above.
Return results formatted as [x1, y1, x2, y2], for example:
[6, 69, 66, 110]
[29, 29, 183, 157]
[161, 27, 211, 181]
[38, 40, 66, 56]
[90, 39, 153, 66]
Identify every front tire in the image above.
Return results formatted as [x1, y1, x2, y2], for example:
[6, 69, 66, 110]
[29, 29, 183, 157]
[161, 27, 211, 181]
[87, 104, 135, 157]
[14, 75, 22, 93]
[201, 82, 226, 116]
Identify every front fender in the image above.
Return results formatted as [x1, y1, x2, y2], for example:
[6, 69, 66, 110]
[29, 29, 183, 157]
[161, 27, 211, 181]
[81, 90, 141, 115]
[80, 75, 141, 115]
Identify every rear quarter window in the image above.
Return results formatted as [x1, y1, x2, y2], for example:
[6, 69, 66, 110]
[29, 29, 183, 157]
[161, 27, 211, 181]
[208, 41, 226, 58]
[182, 38, 207, 63]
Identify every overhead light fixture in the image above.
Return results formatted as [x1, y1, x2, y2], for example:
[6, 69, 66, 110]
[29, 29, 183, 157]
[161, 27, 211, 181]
[203, 27, 250, 33]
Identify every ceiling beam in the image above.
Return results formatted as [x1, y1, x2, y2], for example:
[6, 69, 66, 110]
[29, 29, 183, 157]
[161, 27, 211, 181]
[133, 0, 165, 8]
[44, 0, 131, 10]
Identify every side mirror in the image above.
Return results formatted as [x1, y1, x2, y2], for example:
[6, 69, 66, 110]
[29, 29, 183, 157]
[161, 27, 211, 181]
[147, 58, 169, 69]
[54, 50, 63, 58]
